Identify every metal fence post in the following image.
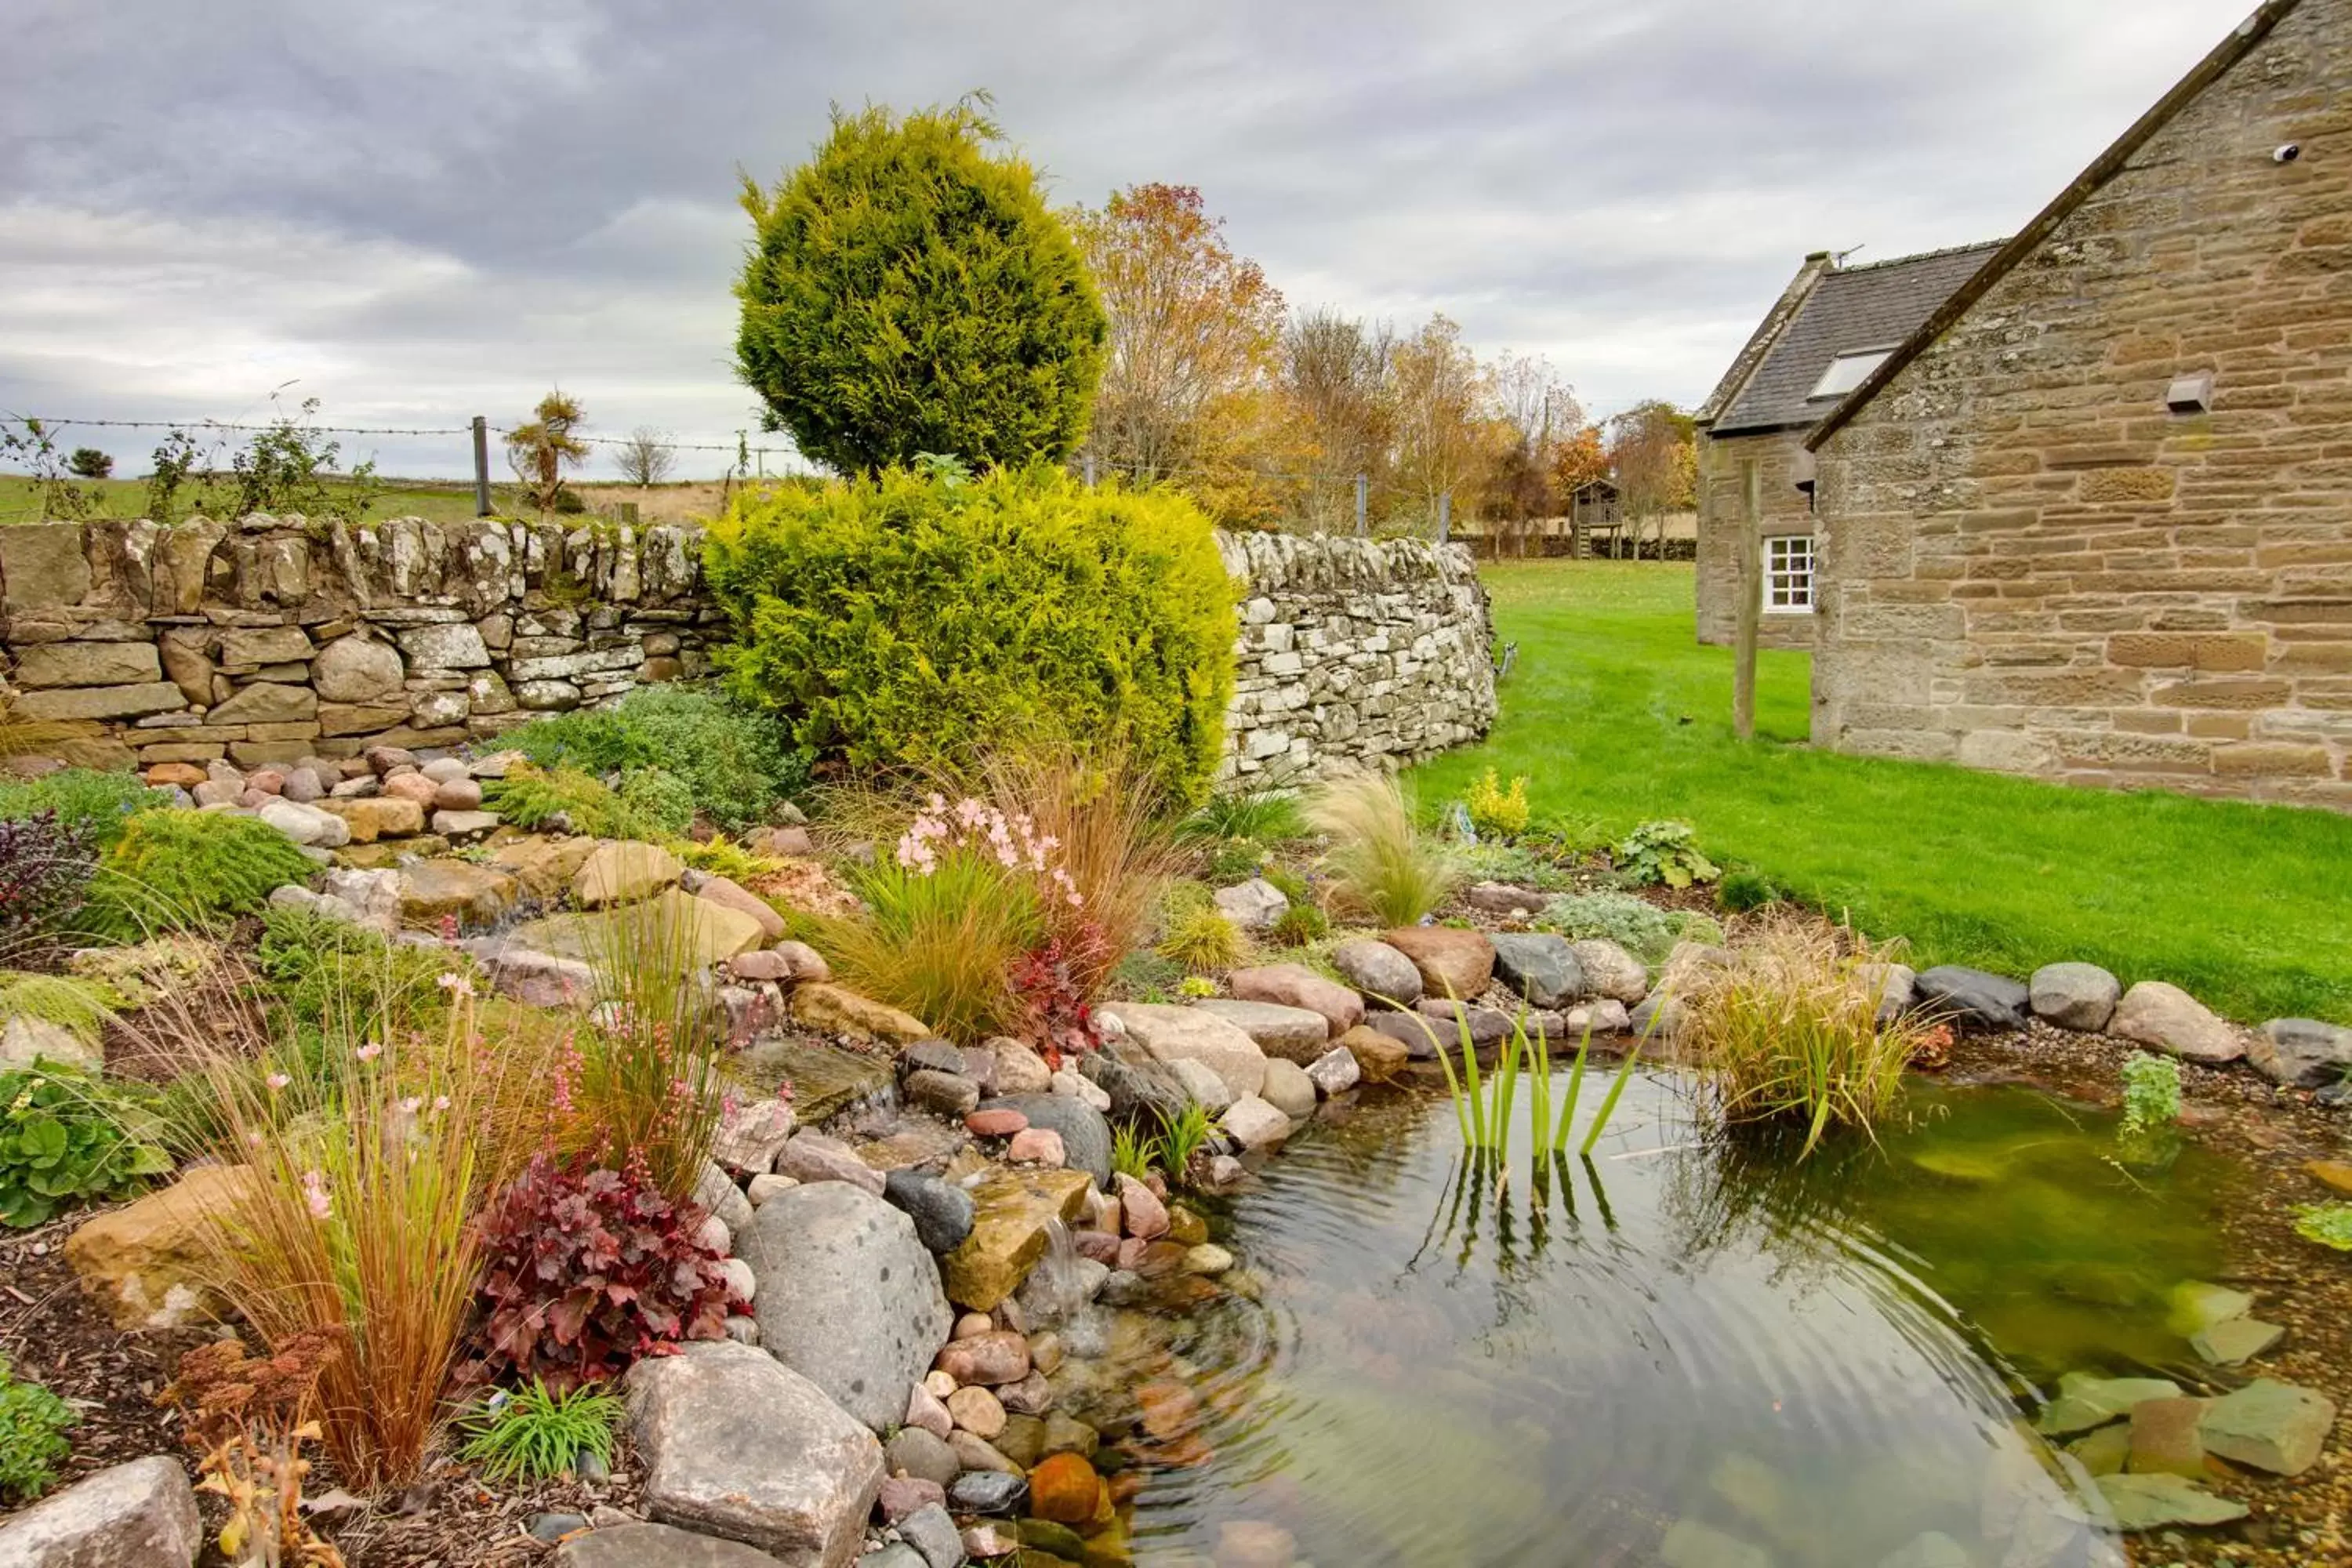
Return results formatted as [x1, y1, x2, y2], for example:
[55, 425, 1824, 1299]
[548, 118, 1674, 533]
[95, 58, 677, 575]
[1438, 492, 1451, 543]
[1355, 472, 1367, 536]
[470, 417, 491, 517]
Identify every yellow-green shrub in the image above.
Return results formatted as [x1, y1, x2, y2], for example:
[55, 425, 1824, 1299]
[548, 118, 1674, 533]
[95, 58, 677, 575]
[704, 465, 1237, 807]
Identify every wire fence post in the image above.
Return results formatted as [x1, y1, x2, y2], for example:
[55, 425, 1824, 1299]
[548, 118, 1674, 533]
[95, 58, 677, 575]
[1437, 491, 1451, 543]
[1355, 472, 1367, 537]
[1083, 454, 1098, 489]
[470, 417, 491, 517]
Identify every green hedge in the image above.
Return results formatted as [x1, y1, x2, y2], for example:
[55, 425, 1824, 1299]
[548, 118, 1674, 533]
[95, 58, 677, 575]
[704, 466, 1237, 804]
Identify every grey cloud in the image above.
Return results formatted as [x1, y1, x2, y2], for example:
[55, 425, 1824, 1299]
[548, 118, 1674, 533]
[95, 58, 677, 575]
[0, 0, 2248, 477]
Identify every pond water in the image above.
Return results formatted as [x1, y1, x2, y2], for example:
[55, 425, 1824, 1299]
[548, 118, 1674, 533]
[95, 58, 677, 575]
[1054, 1073, 2255, 1567]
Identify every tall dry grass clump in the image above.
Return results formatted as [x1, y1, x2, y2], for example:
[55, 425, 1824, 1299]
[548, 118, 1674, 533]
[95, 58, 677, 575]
[151, 950, 564, 1490]
[976, 749, 1182, 995]
[573, 896, 731, 1198]
[1681, 917, 1931, 1155]
[1308, 771, 1457, 927]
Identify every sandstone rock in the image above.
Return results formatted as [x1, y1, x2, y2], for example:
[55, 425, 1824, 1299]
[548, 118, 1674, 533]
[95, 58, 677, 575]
[1490, 932, 1584, 1007]
[319, 794, 428, 844]
[310, 636, 405, 702]
[626, 1341, 882, 1563]
[1212, 877, 1288, 931]
[143, 762, 208, 790]
[1221, 1093, 1291, 1151]
[989, 1037, 1054, 1095]
[2251, 1017, 2352, 1088]
[1259, 1057, 1317, 1118]
[1383, 926, 1496, 1000]
[13, 641, 163, 689]
[695, 875, 786, 942]
[1305, 1044, 1361, 1096]
[942, 1167, 1093, 1312]
[789, 982, 929, 1045]
[735, 1182, 953, 1433]
[2111, 981, 2242, 1064]
[574, 840, 684, 907]
[11, 681, 186, 723]
[554, 1522, 789, 1568]
[2029, 963, 2122, 1033]
[207, 681, 314, 727]
[2093, 1472, 2248, 1532]
[1113, 1174, 1168, 1240]
[1227, 964, 1362, 1038]
[397, 622, 491, 670]
[1566, 938, 1646, 1005]
[1192, 998, 1332, 1063]
[1096, 1001, 1267, 1102]
[490, 834, 602, 900]
[1330, 938, 1422, 1007]
[396, 860, 518, 927]
[1, 1013, 103, 1073]
[1914, 966, 2031, 1032]
[65, 1165, 256, 1329]
[774, 1132, 886, 1196]
[1334, 1024, 1410, 1080]
[510, 890, 764, 967]
[0, 1454, 201, 1567]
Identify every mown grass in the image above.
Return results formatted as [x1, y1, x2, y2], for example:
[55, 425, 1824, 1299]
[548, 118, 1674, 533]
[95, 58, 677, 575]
[1409, 561, 2352, 1025]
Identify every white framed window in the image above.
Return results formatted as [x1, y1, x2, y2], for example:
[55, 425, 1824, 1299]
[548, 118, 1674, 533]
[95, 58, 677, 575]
[1766, 535, 1816, 613]
[1809, 348, 1893, 400]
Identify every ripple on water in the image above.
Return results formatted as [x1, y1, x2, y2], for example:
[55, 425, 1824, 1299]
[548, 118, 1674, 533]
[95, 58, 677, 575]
[1106, 1074, 2223, 1566]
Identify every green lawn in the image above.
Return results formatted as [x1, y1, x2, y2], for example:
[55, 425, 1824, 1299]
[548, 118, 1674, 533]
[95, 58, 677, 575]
[1409, 561, 2352, 1026]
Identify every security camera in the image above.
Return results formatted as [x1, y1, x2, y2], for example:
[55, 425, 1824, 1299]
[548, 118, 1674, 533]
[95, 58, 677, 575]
[2274, 143, 2301, 163]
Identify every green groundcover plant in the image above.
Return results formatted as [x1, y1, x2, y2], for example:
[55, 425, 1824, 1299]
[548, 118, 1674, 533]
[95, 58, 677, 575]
[0, 1357, 75, 1503]
[80, 809, 317, 937]
[499, 685, 806, 833]
[0, 1063, 172, 1228]
[456, 1379, 622, 1483]
[706, 464, 1237, 805]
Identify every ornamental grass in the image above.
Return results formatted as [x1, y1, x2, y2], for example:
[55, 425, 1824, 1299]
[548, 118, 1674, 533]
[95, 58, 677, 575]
[1680, 916, 1933, 1155]
[1308, 771, 1457, 927]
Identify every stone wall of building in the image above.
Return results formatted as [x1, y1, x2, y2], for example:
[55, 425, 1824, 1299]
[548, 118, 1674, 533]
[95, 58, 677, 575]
[0, 516, 1496, 780]
[1810, 0, 2352, 809]
[1217, 532, 1497, 780]
[1694, 428, 1820, 649]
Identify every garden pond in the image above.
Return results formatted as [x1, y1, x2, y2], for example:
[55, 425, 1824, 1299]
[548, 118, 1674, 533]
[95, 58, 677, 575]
[1051, 1070, 2268, 1567]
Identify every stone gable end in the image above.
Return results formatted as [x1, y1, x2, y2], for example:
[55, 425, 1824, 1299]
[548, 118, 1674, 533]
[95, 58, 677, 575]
[1811, 0, 2352, 808]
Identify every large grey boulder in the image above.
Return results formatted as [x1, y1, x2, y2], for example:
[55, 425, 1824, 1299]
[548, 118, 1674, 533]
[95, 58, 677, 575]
[626, 1341, 883, 1566]
[1212, 877, 1288, 931]
[2029, 963, 2122, 1033]
[555, 1523, 789, 1567]
[1095, 1001, 1267, 1102]
[1566, 939, 1647, 1005]
[2251, 1018, 2352, 1089]
[882, 1169, 976, 1254]
[312, 634, 405, 702]
[1079, 1043, 1189, 1123]
[1914, 966, 2030, 1031]
[734, 1182, 953, 1432]
[978, 1094, 1111, 1189]
[1490, 933, 1584, 1008]
[2111, 982, 2243, 1064]
[1330, 938, 1423, 1007]
[0, 1454, 201, 1566]
[1190, 999, 1330, 1064]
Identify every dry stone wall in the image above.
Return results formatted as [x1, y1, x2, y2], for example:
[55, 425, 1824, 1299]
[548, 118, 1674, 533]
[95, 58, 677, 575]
[1217, 532, 1497, 779]
[0, 517, 1497, 779]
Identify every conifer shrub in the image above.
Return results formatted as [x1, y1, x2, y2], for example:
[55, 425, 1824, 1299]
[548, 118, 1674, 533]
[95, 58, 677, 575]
[82, 810, 317, 936]
[706, 465, 1236, 805]
[735, 100, 1106, 472]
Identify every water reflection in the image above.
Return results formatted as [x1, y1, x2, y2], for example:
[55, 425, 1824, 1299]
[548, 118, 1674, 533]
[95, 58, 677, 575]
[1093, 1073, 2239, 1566]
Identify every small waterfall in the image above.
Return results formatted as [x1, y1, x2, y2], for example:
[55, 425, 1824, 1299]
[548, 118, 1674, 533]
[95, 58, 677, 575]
[1016, 1217, 1091, 1324]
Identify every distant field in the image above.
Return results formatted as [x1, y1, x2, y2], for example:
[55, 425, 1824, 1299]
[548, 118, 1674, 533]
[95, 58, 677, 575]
[0, 475, 742, 526]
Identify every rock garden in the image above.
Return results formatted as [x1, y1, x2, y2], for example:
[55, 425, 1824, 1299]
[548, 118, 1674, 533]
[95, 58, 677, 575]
[0, 467, 2346, 1568]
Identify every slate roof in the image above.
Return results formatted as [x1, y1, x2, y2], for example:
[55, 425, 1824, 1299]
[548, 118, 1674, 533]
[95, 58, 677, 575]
[1707, 241, 2005, 437]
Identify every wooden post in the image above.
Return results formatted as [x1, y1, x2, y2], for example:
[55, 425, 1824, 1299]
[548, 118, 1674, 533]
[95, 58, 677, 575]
[1733, 459, 1761, 740]
[470, 416, 492, 517]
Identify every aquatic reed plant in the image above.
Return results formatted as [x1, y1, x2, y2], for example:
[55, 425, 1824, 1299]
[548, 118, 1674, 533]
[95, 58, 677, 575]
[1680, 916, 1931, 1154]
[1308, 772, 1457, 927]
[1431, 1000, 1647, 1162]
[1153, 1101, 1216, 1185]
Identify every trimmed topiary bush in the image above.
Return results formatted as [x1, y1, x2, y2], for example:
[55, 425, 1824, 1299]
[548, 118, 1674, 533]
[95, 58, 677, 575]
[82, 809, 318, 936]
[706, 465, 1236, 804]
[736, 100, 1107, 473]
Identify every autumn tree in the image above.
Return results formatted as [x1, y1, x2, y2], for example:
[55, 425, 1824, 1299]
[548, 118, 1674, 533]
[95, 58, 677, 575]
[1071, 183, 1286, 520]
[1388, 314, 1492, 535]
[1480, 353, 1581, 555]
[1606, 399, 1697, 556]
[1279, 308, 1395, 532]
[506, 390, 590, 516]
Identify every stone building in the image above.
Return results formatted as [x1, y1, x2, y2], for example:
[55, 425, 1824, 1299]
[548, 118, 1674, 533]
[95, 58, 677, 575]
[1806, 0, 2351, 808]
[1692, 241, 2002, 648]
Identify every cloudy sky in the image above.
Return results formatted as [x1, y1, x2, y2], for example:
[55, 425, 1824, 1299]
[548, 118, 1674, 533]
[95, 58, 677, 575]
[0, 0, 2250, 480]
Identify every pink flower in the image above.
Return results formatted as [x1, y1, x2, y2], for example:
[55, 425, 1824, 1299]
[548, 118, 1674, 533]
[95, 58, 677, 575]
[433, 1094, 452, 1112]
[399, 1096, 423, 1115]
[355, 1041, 383, 1062]
[266, 1072, 292, 1092]
[301, 1169, 332, 1221]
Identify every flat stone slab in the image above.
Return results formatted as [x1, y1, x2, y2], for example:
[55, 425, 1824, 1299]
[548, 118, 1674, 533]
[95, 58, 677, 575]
[1097, 1001, 1266, 1102]
[2198, 1377, 2336, 1475]
[729, 1039, 891, 1125]
[2034, 1374, 2181, 1437]
[942, 1167, 1093, 1312]
[1225, 963, 1360, 1039]
[626, 1341, 882, 1564]
[1914, 966, 2029, 1031]
[510, 888, 764, 967]
[2094, 1472, 2248, 1531]
[2190, 1317, 2285, 1367]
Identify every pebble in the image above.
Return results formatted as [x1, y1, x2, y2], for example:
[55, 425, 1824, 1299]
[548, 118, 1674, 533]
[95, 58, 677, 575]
[965, 1108, 1029, 1138]
[946, 1383, 1007, 1439]
[1182, 1243, 1234, 1276]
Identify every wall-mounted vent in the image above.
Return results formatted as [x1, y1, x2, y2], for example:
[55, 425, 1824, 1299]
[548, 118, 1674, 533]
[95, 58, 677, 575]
[2166, 372, 2215, 415]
